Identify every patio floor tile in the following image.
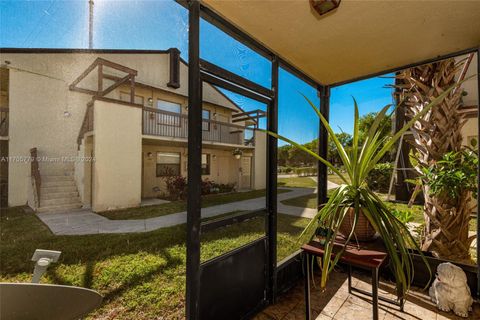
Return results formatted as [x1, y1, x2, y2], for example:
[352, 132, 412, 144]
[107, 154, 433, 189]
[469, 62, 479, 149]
[253, 270, 480, 320]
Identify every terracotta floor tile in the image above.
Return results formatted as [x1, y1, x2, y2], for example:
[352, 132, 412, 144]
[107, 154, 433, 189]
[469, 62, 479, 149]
[282, 305, 307, 320]
[319, 296, 345, 318]
[334, 297, 386, 320]
[255, 271, 479, 320]
[252, 311, 276, 320]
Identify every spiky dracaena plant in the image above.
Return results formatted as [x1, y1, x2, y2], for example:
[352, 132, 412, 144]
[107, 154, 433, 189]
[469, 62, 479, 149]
[394, 58, 475, 262]
[264, 80, 467, 294]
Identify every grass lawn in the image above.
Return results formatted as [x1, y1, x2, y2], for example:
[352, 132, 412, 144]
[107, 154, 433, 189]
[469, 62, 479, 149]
[277, 174, 348, 189]
[280, 191, 478, 233]
[0, 207, 309, 319]
[282, 191, 425, 214]
[327, 173, 350, 185]
[278, 177, 317, 188]
[282, 193, 317, 209]
[99, 189, 290, 220]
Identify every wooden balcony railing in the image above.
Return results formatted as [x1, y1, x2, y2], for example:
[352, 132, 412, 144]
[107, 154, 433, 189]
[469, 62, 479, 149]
[143, 107, 255, 146]
[30, 148, 41, 208]
[0, 108, 8, 137]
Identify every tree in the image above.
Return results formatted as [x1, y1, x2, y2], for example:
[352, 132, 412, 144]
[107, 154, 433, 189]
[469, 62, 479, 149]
[327, 132, 352, 166]
[358, 112, 393, 162]
[395, 57, 475, 261]
[278, 140, 317, 167]
[278, 144, 292, 166]
[358, 112, 392, 145]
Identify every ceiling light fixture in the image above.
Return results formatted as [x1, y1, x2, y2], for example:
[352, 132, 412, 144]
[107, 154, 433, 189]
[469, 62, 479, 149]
[310, 0, 341, 16]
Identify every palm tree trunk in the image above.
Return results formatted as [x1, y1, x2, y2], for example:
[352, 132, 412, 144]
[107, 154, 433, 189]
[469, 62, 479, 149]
[395, 57, 475, 261]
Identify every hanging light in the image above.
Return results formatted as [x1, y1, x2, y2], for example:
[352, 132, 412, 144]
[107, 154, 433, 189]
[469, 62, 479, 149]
[310, 0, 341, 16]
[232, 148, 243, 160]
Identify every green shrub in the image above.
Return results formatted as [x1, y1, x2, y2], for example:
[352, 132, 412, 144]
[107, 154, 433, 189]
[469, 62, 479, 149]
[277, 166, 294, 174]
[392, 209, 414, 224]
[294, 167, 317, 176]
[420, 150, 478, 200]
[366, 162, 393, 193]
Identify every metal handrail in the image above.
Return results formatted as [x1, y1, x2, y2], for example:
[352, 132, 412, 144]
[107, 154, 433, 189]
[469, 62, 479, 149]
[0, 108, 8, 137]
[30, 148, 41, 208]
[77, 104, 94, 148]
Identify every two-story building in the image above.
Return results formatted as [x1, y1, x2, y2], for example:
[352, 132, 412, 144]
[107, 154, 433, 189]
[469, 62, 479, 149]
[0, 48, 266, 212]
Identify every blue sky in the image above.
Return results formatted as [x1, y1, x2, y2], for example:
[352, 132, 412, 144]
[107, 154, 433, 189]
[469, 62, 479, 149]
[0, 0, 394, 145]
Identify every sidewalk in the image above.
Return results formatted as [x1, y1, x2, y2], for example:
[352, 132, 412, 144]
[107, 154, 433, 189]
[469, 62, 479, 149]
[38, 187, 318, 235]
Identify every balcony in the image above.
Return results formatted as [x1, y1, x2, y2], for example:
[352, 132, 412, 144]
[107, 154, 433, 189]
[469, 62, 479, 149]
[0, 108, 8, 137]
[142, 107, 255, 147]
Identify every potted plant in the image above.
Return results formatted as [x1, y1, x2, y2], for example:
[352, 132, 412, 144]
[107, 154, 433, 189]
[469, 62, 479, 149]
[264, 81, 465, 293]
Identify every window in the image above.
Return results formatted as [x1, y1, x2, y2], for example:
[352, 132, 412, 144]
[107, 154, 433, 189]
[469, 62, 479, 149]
[201, 154, 210, 175]
[157, 99, 181, 126]
[202, 109, 211, 131]
[157, 100, 181, 113]
[156, 152, 181, 177]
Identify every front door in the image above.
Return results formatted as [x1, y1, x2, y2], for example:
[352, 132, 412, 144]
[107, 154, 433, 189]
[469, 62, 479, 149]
[239, 156, 252, 190]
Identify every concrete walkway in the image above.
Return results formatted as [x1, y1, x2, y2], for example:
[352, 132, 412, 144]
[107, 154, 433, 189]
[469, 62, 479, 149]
[309, 176, 340, 190]
[38, 187, 319, 235]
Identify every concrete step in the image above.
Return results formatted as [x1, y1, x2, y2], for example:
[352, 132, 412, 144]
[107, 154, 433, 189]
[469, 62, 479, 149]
[41, 180, 76, 188]
[40, 185, 78, 193]
[41, 197, 82, 207]
[41, 191, 79, 200]
[37, 203, 83, 213]
[42, 175, 75, 182]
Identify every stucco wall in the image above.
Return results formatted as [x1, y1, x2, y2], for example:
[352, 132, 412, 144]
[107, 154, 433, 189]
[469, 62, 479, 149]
[1, 51, 246, 206]
[459, 53, 478, 108]
[92, 100, 142, 212]
[253, 131, 267, 190]
[7, 68, 89, 206]
[142, 144, 251, 198]
[0, 52, 240, 112]
[461, 117, 478, 147]
[75, 134, 94, 205]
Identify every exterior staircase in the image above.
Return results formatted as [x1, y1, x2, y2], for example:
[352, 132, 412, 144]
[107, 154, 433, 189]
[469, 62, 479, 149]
[37, 172, 82, 213]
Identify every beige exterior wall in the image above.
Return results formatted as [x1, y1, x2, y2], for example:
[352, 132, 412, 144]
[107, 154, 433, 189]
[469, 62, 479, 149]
[75, 134, 93, 205]
[2, 51, 257, 209]
[142, 144, 253, 198]
[0, 52, 240, 111]
[461, 117, 478, 147]
[7, 68, 90, 206]
[92, 100, 142, 211]
[253, 131, 267, 190]
[118, 85, 241, 127]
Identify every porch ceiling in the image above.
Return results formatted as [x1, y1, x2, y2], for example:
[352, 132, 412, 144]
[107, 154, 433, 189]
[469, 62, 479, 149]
[201, 0, 480, 85]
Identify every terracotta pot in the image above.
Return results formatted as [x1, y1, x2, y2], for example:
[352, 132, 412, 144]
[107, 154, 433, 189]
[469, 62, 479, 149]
[338, 207, 377, 242]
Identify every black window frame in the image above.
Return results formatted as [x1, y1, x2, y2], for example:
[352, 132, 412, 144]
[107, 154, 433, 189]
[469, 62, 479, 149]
[201, 153, 211, 175]
[202, 109, 211, 131]
[157, 99, 182, 127]
[156, 152, 181, 177]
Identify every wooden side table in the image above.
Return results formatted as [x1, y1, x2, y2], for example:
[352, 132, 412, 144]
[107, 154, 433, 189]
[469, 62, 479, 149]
[301, 239, 404, 320]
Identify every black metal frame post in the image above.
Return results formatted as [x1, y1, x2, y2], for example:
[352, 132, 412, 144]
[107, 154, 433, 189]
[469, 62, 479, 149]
[303, 252, 311, 320]
[186, 1, 201, 319]
[477, 47, 480, 298]
[318, 86, 330, 206]
[266, 56, 279, 303]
